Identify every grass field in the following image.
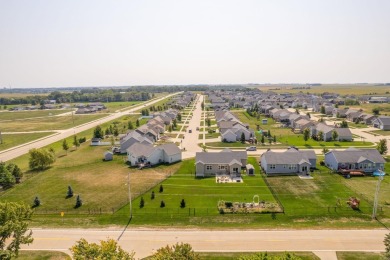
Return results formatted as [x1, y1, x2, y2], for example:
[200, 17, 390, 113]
[0, 109, 72, 121]
[197, 252, 319, 260]
[336, 251, 383, 260]
[103, 101, 142, 112]
[0, 114, 107, 132]
[277, 135, 374, 148]
[17, 251, 71, 260]
[348, 103, 390, 115]
[0, 144, 180, 216]
[0, 132, 56, 151]
[371, 130, 390, 136]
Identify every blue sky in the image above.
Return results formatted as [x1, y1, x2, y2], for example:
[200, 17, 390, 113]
[0, 0, 389, 88]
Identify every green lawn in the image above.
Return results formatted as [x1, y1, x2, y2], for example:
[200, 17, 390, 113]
[0, 109, 71, 121]
[103, 101, 142, 112]
[17, 251, 71, 260]
[370, 130, 390, 136]
[336, 251, 383, 260]
[0, 132, 56, 151]
[0, 114, 107, 132]
[278, 135, 374, 148]
[347, 122, 369, 129]
[197, 252, 319, 260]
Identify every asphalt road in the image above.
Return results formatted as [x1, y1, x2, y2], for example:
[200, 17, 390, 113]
[0, 93, 180, 162]
[22, 228, 387, 259]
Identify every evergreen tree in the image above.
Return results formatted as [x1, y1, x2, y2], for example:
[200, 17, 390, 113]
[75, 195, 82, 208]
[151, 191, 155, 200]
[303, 128, 310, 144]
[33, 196, 41, 207]
[140, 197, 145, 208]
[261, 135, 265, 144]
[160, 200, 165, 208]
[62, 139, 69, 154]
[93, 125, 104, 139]
[180, 199, 186, 208]
[73, 135, 80, 149]
[67, 185, 74, 198]
[159, 184, 163, 193]
[240, 132, 246, 143]
[136, 119, 140, 127]
[128, 121, 134, 130]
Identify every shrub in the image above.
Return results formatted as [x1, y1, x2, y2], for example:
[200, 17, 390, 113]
[151, 191, 155, 200]
[159, 184, 163, 193]
[160, 200, 165, 208]
[33, 196, 40, 208]
[75, 195, 82, 208]
[320, 161, 325, 166]
[140, 197, 145, 208]
[180, 199, 186, 208]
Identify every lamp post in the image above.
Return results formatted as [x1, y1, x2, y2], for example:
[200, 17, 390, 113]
[372, 171, 385, 219]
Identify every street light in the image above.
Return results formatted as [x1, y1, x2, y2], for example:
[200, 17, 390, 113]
[372, 170, 385, 219]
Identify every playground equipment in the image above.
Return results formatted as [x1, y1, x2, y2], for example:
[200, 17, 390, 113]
[346, 197, 360, 210]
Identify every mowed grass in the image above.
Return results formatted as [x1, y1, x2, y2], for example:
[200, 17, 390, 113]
[0, 114, 107, 132]
[0, 132, 56, 151]
[278, 135, 374, 148]
[371, 130, 390, 136]
[0, 109, 72, 121]
[0, 144, 180, 215]
[101, 101, 142, 112]
[197, 252, 319, 260]
[17, 251, 71, 260]
[336, 252, 383, 260]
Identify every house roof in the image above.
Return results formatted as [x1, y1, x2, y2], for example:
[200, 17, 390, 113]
[261, 148, 316, 165]
[314, 123, 334, 133]
[378, 116, 390, 125]
[327, 149, 385, 164]
[126, 143, 155, 157]
[195, 149, 247, 166]
[159, 143, 181, 156]
[335, 127, 352, 136]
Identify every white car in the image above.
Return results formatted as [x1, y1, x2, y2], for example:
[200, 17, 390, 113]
[246, 146, 257, 151]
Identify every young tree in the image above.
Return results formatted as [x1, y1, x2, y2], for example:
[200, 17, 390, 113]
[317, 131, 324, 142]
[295, 108, 299, 114]
[172, 119, 177, 129]
[28, 148, 56, 171]
[273, 135, 276, 143]
[113, 125, 119, 137]
[332, 130, 339, 141]
[73, 135, 80, 149]
[128, 121, 134, 130]
[372, 107, 380, 116]
[93, 125, 104, 139]
[136, 119, 140, 127]
[70, 238, 135, 260]
[139, 197, 145, 208]
[168, 125, 172, 132]
[340, 120, 348, 128]
[306, 112, 311, 118]
[160, 200, 165, 208]
[180, 199, 186, 208]
[67, 185, 74, 198]
[384, 233, 390, 259]
[318, 117, 324, 123]
[377, 139, 388, 155]
[240, 132, 246, 144]
[151, 191, 155, 200]
[0, 202, 34, 258]
[201, 101, 204, 110]
[322, 147, 329, 154]
[150, 243, 199, 260]
[320, 105, 325, 114]
[261, 135, 265, 145]
[33, 196, 41, 207]
[75, 195, 82, 208]
[62, 139, 69, 154]
[0, 163, 16, 189]
[303, 128, 310, 144]
[177, 113, 182, 122]
[268, 130, 271, 137]
[159, 184, 163, 193]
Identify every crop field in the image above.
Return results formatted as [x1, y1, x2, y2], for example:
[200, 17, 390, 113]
[0, 132, 56, 151]
[0, 109, 71, 121]
[0, 114, 107, 132]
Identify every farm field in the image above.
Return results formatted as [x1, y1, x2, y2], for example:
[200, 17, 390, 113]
[0, 109, 72, 121]
[0, 132, 56, 151]
[0, 114, 107, 132]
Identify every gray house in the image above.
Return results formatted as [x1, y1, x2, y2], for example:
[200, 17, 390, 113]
[372, 116, 390, 130]
[324, 148, 385, 174]
[260, 148, 316, 176]
[195, 149, 247, 177]
[120, 130, 154, 153]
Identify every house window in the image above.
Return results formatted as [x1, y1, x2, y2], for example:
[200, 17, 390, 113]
[233, 167, 239, 173]
[270, 165, 275, 169]
[363, 163, 367, 169]
[206, 165, 212, 170]
[218, 165, 227, 170]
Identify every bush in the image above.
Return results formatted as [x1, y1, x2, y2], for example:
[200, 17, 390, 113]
[180, 199, 186, 208]
[75, 195, 82, 208]
[33, 196, 40, 208]
[320, 161, 325, 166]
[140, 197, 145, 208]
[159, 185, 163, 193]
[67, 186, 74, 198]
[160, 200, 165, 208]
[151, 191, 155, 200]
[225, 202, 233, 208]
[78, 137, 86, 143]
[219, 208, 225, 214]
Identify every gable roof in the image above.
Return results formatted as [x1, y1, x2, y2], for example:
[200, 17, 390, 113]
[195, 149, 247, 166]
[262, 148, 316, 165]
[327, 149, 385, 164]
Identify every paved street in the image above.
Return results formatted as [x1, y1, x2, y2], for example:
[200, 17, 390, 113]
[0, 93, 180, 162]
[22, 228, 387, 259]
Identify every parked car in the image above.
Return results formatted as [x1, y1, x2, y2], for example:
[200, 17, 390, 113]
[189, 129, 192, 133]
[246, 146, 257, 151]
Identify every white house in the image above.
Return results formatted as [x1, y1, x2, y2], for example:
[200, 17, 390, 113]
[127, 143, 181, 166]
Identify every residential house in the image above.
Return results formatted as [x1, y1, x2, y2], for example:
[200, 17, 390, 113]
[324, 148, 385, 174]
[195, 149, 247, 177]
[260, 147, 317, 176]
[127, 142, 181, 166]
[120, 130, 154, 153]
[310, 123, 352, 141]
[372, 116, 390, 130]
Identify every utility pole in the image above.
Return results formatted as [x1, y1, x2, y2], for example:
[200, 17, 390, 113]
[127, 171, 132, 219]
[372, 173, 384, 219]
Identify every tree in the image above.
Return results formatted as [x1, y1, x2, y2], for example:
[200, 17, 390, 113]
[268, 130, 271, 137]
[303, 128, 310, 144]
[322, 147, 329, 154]
[75, 195, 82, 208]
[67, 185, 74, 198]
[73, 135, 80, 149]
[140, 197, 145, 208]
[62, 139, 69, 154]
[168, 125, 172, 132]
[384, 233, 390, 259]
[160, 200, 165, 208]
[150, 243, 199, 260]
[173, 119, 177, 129]
[240, 132, 246, 144]
[28, 148, 56, 171]
[93, 125, 104, 139]
[113, 125, 119, 137]
[0, 163, 16, 189]
[136, 119, 140, 127]
[0, 202, 33, 258]
[372, 107, 380, 116]
[128, 121, 134, 130]
[332, 130, 339, 141]
[317, 131, 324, 142]
[318, 117, 324, 122]
[180, 199, 186, 208]
[295, 108, 299, 114]
[273, 135, 276, 143]
[306, 112, 311, 118]
[177, 113, 182, 122]
[261, 135, 265, 145]
[159, 184, 163, 193]
[33, 197, 41, 208]
[340, 120, 348, 128]
[151, 191, 155, 200]
[70, 238, 135, 260]
[320, 105, 325, 114]
[377, 139, 388, 155]
[206, 118, 211, 127]
[201, 101, 204, 110]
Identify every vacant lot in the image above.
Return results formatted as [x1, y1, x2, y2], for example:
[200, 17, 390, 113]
[0, 114, 106, 132]
[0, 109, 71, 121]
[101, 101, 141, 112]
[0, 144, 180, 215]
[0, 132, 56, 151]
